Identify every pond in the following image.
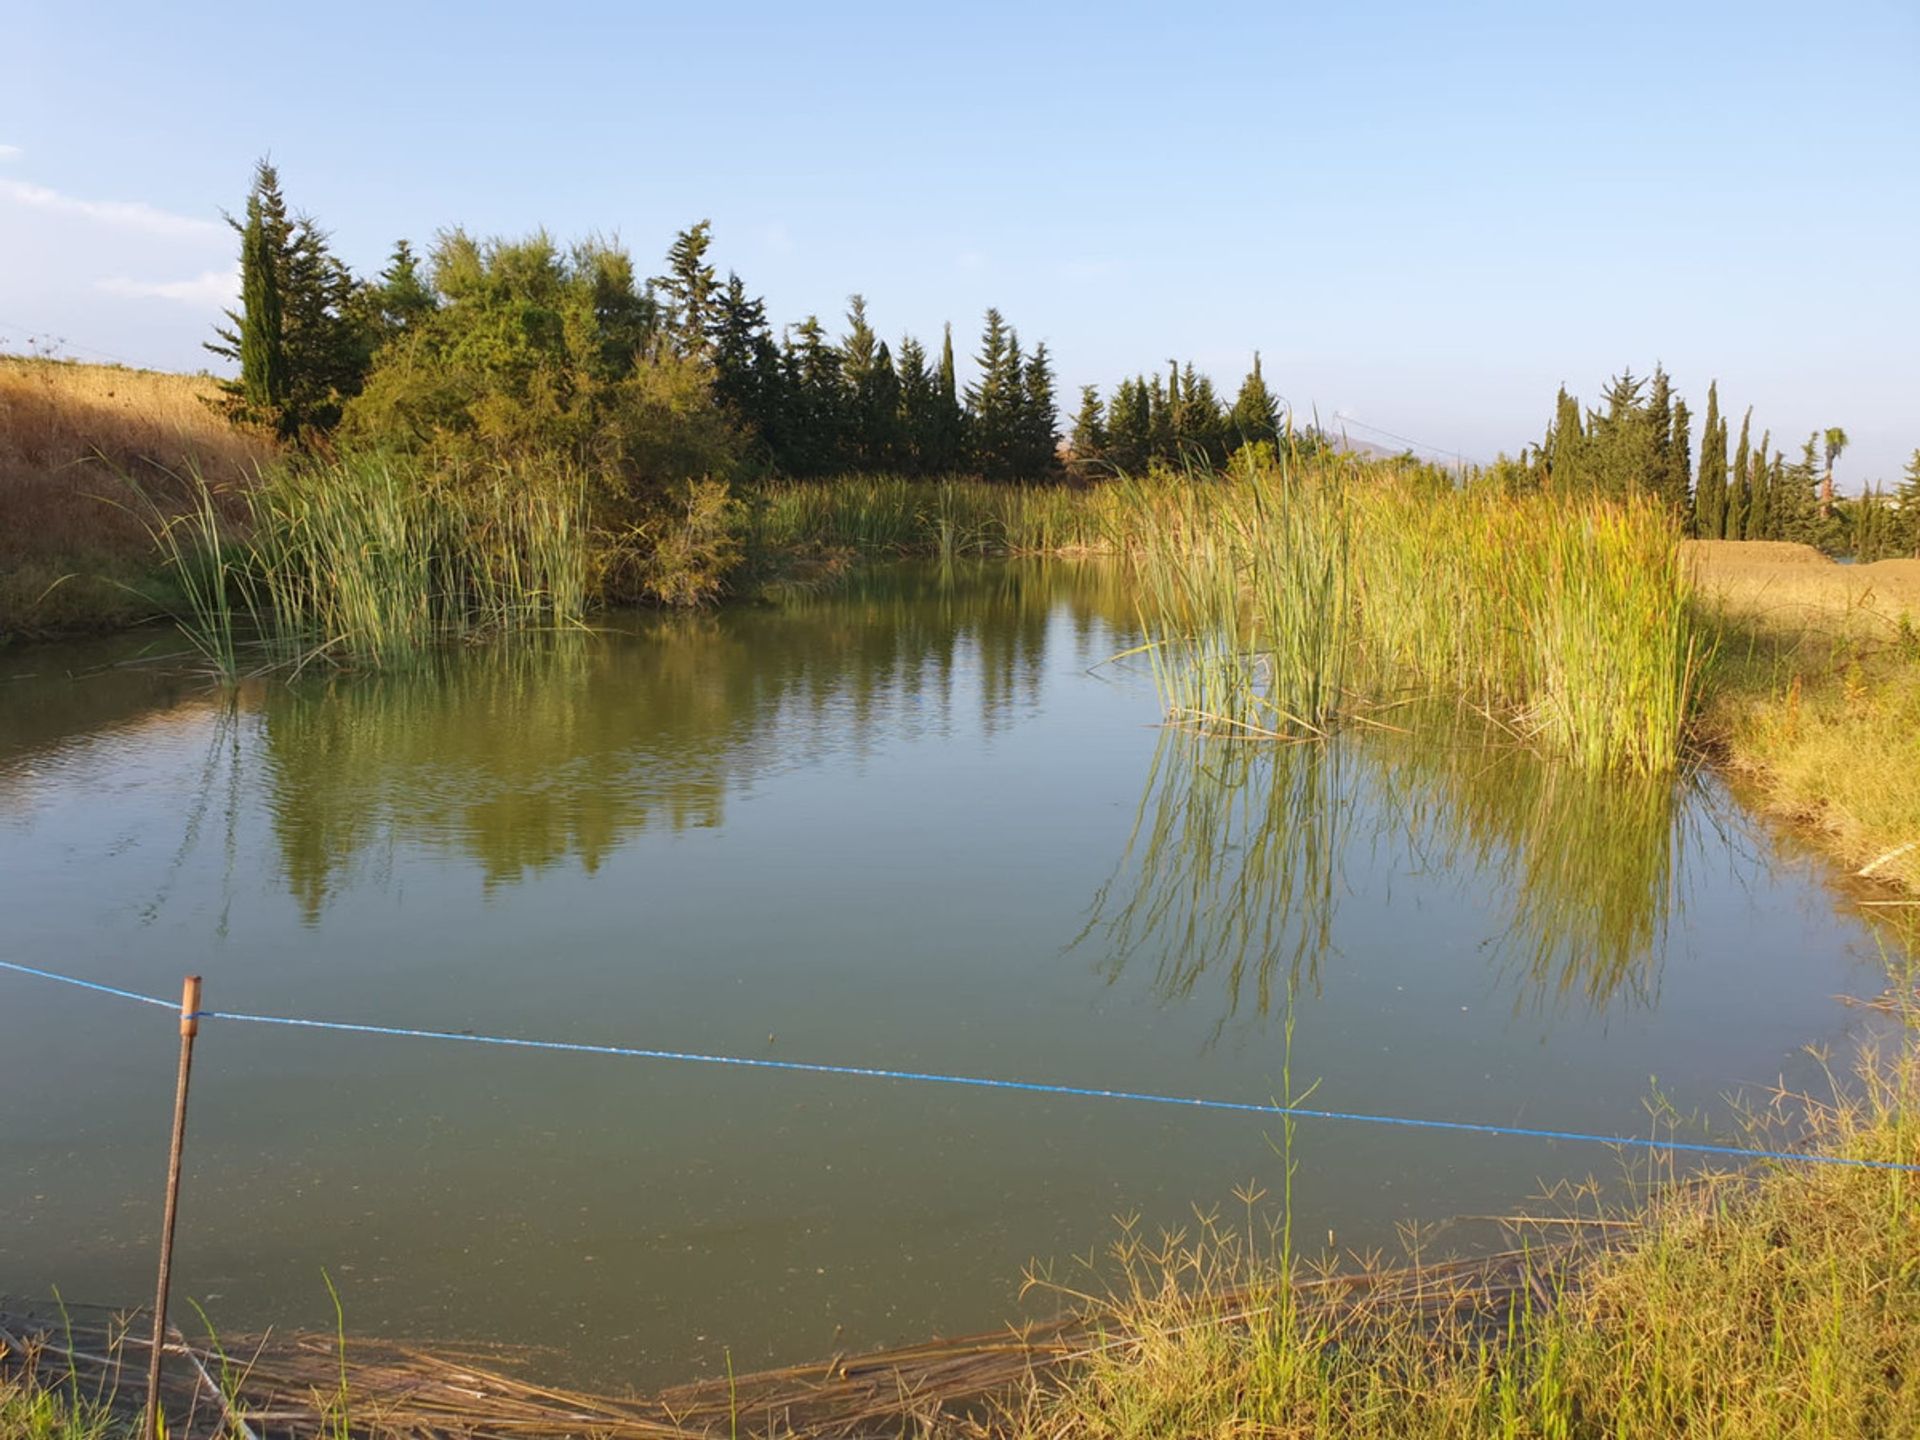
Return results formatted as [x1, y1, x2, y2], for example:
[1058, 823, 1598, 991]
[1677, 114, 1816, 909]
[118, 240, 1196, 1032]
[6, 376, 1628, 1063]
[0, 562, 1902, 1387]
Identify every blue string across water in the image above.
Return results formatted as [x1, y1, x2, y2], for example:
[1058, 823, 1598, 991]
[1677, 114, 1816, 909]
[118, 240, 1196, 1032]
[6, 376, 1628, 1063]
[5, 957, 1917, 1175]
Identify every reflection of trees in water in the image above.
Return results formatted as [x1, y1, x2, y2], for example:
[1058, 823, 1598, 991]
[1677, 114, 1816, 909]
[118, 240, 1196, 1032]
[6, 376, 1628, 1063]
[1082, 715, 1687, 1030]
[261, 562, 1137, 917]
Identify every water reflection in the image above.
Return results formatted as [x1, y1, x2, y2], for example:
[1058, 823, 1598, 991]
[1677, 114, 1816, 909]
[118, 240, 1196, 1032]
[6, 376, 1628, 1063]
[1081, 716, 1694, 1026]
[259, 562, 1138, 915]
[1372, 723, 1691, 1012]
[1078, 736, 1346, 1029]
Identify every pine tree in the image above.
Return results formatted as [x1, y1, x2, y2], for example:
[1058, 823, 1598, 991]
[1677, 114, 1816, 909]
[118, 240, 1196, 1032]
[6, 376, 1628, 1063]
[895, 334, 936, 474]
[711, 272, 784, 454]
[841, 296, 899, 469]
[355, 239, 438, 349]
[1019, 341, 1060, 476]
[1898, 449, 1920, 557]
[1228, 352, 1281, 452]
[654, 220, 718, 361]
[1145, 372, 1174, 467]
[965, 309, 1019, 478]
[1069, 384, 1107, 475]
[1106, 378, 1151, 475]
[783, 315, 844, 474]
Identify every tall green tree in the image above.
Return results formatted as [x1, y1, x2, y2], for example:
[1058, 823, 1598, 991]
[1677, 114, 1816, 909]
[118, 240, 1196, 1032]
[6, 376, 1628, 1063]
[840, 296, 900, 469]
[1106, 377, 1151, 474]
[921, 323, 967, 473]
[1019, 341, 1060, 476]
[1229, 352, 1281, 451]
[894, 334, 936, 474]
[965, 308, 1022, 478]
[1667, 395, 1693, 520]
[1821, 426, 1849, 517]
[209, 160, 368, 437]
[1694, 381, 1726, 539]
[1729, 409, 1753, 540]
[654, 220, 718, 361]
[1547, 385, 1585, 490]
[1068, 384, 1107, 475]
[210, 168, 289, 427]
[1898, 449, 1920, 557]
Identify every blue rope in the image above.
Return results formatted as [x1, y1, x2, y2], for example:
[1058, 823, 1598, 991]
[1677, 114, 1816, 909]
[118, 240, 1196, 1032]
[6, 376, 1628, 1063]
[7, 958, 1919, 1175]
[0, 960, 187, 1011]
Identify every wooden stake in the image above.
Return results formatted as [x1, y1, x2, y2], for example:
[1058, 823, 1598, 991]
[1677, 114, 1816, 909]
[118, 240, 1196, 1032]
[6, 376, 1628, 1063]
[145, 975, 201, 1440]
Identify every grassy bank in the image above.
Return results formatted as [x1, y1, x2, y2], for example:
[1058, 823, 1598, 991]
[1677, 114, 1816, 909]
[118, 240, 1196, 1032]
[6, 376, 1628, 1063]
[1690, 541, 1920, 895]
[0, 355, 275, 641]
[997, 1010, 1920, 1439]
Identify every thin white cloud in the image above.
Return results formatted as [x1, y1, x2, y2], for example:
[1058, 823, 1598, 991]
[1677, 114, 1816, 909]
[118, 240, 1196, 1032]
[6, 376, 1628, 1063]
[955, 249, 987, 273]
[96, 267, 239, 306]
[0, 145, 21, 162]
[1, 179, 222, 241]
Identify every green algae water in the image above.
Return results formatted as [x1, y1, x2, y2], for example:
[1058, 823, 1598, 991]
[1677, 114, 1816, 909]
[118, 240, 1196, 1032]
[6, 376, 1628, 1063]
[0, 562, 1904, 1387]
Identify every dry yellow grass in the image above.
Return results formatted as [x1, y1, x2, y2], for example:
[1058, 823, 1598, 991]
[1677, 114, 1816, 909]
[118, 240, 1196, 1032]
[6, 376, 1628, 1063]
[1687, 538, 1920, 640]
[1690, 539, 1920, 894]
[0, 353, 274, 637]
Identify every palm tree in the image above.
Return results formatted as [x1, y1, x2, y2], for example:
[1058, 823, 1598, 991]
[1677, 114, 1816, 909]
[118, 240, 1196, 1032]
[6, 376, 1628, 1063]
[1821, 425, 1849, 516]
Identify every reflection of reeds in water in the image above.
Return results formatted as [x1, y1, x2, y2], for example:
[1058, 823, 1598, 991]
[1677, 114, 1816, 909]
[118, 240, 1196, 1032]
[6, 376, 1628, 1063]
[1079, 732, 1346, 1030]
[1370, 716, 1685, 1011]
[1084, 719, 1683, 1027]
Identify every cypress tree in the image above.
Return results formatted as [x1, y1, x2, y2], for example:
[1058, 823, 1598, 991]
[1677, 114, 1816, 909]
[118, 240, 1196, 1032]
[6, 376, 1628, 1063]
[1668, 396, 1692, 521]
[1729, 409, 1753, 540]
[1748, 431, 1775, 540]
[1548, 385, 1585, 491]
[965, 309, 1019, 478]
[1695, 381, 1724, 539]
[233, 187, 288, 423]
[1645, 366, 1673, 501]
[925, 323, 966, 474]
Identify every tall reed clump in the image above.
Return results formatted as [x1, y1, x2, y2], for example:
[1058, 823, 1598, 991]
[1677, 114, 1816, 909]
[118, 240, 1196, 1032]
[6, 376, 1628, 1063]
[145, 454, 589, 677]
[1114, 457, 1705, 771]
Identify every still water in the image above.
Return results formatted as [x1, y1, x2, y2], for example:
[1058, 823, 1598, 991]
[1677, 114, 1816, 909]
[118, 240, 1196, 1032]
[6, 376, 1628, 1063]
[0, 563, 1900, 1386]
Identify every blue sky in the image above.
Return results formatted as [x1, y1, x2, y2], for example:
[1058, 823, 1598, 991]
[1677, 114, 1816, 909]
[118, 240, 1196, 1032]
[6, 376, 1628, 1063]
[3, 1, 1915, 481]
